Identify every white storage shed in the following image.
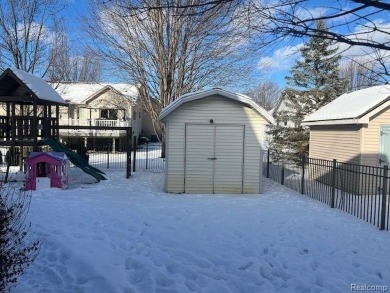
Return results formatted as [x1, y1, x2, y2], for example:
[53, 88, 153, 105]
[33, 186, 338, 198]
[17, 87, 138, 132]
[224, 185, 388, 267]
[159, 88, 275, 194]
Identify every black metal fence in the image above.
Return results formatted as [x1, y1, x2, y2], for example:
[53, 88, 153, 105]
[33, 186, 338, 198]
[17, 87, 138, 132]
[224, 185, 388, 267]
[264, 149, 390, 231]
[133, 142, 165, 171]
[0, 141, 165, 180]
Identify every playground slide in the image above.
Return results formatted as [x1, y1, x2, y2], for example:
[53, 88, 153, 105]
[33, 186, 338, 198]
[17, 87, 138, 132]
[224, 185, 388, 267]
[39, 138, 106, 182]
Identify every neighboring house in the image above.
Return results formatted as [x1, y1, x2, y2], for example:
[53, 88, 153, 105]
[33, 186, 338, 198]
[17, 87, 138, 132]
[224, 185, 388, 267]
[159, 88, 275, 194]
[273, 93, 297, 128]
[302, 85, 390, 167]
[52, 82, 154, 151]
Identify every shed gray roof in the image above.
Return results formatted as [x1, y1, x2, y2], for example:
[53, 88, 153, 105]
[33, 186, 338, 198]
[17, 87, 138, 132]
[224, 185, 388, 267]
[159, 88, 275, 124]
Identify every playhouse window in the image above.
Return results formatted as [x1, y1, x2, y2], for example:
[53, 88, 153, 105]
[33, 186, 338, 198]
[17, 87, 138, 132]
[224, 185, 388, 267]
[37, 162, 50, 177]
[27, 165, 32, 177]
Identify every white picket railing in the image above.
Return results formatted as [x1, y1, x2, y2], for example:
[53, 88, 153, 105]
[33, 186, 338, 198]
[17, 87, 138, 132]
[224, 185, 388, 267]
[59, 119, 131, 127]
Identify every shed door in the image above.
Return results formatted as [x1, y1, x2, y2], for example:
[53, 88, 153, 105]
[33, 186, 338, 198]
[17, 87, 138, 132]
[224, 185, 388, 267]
[185, 124, 244, 194]
[380, 126, 390, 166]
[214, 125, 244, 193]
[185, 125, 214, 193]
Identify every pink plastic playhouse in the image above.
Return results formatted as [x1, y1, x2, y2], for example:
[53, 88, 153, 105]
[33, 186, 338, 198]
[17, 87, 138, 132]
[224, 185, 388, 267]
[25, 152, 70, 191]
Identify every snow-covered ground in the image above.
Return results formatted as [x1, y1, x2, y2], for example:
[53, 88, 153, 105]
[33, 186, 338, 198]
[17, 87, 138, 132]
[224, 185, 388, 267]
[11, 169, 390, 293]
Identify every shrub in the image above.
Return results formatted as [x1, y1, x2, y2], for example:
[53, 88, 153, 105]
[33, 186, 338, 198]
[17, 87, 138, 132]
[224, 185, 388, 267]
[0, 183, 41, 293]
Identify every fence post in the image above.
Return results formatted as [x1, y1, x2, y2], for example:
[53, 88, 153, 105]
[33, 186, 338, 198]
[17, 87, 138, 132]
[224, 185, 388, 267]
[281, 160, 285, 185]
[126, 129, 131, 178]
[132, 136, 137, 172]
[146, 142, 149, 170]
[266, 149, 270, 178]
[301, 156, 305, 194]
[331, 159, 337, 208]
[106, 148, 110, 169]
[380, 165, 388, 230]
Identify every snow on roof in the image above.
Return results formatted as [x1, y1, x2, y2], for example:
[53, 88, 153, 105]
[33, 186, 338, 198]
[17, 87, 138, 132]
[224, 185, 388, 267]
[52, 82, 138, 104]
[159, 88, 275, 124]
[11, 68, 66, 104]
[303, 85, 390, 124]
[27, 152, 68, 161]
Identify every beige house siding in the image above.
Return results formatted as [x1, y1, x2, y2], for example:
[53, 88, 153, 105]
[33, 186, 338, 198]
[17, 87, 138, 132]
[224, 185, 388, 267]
[164, 95, 267, 194]
[361, 105, 390, 166]
[59, 88, 146, 138]
[309, 125, 362, 164]
[308, 125, 362, 194]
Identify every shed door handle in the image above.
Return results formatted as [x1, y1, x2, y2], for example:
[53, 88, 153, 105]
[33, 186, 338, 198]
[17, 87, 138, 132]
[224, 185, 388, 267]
[207, 157, 217, 160]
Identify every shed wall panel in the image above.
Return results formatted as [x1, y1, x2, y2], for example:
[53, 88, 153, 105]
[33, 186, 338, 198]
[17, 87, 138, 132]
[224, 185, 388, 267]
[165, 96, 267, 194]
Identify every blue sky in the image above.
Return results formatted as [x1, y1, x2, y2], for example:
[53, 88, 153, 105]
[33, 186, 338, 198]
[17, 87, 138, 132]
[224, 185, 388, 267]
[255, 1, 390, 88]
[62, 1, 390, 89]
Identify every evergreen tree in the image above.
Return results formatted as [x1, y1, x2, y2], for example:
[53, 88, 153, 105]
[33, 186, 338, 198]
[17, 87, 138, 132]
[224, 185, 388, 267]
[269, 20, 347, 162]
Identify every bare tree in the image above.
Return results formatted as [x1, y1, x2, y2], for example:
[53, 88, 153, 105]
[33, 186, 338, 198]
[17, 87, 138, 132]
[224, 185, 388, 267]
[339, 58, 380, 91]
[48, 32, 102, 82]
[0, 0, 66, 76]
[85, 0, 254, 156]
[245, 81, 281, 111]
[104, 1, 390, 83]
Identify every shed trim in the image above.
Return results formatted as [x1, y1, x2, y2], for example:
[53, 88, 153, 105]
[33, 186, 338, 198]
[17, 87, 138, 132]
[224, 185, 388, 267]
[302, 119, 362, 126]
[159, 88, 275, 124]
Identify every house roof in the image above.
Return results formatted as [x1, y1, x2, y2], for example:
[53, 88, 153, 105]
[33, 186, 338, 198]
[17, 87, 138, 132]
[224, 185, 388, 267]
[51, 82, 138, 104]
[272, 92, 299, 117]
[0, 68, 66, 105]
[302, 85, 390, 126]
[27, 152, 68, 162]
[159, 88, 275, 124]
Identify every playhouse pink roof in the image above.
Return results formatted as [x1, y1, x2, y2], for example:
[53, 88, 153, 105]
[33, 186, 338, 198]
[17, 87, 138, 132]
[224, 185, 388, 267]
[27, 152, 68, 162]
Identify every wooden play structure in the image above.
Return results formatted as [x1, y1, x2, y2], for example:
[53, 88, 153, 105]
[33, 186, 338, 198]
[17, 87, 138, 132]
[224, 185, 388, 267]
[0, 68, 67, 182]
[25, 152, 69, 190]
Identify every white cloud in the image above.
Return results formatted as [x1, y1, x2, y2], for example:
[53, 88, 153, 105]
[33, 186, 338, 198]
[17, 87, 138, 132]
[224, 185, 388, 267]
[296, 6, 327, 20]
[257, 44, 302, 71]
[337, 19, 390, 67]
[16, 21, 53, 44]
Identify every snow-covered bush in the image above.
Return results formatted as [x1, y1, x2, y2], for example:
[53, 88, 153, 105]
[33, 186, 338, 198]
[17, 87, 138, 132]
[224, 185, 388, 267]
[0, 183, 41, 293]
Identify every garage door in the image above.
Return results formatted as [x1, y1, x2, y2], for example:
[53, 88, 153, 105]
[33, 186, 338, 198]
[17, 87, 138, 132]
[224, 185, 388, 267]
[185, 124, 244, 194]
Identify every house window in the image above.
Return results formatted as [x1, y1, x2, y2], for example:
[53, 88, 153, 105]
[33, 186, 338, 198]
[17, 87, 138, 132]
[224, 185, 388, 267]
[133, 110, 136, 120]
[101, 109, 118, 120]
[284, 121, 287, 126]
[101, 109, 108, 119]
